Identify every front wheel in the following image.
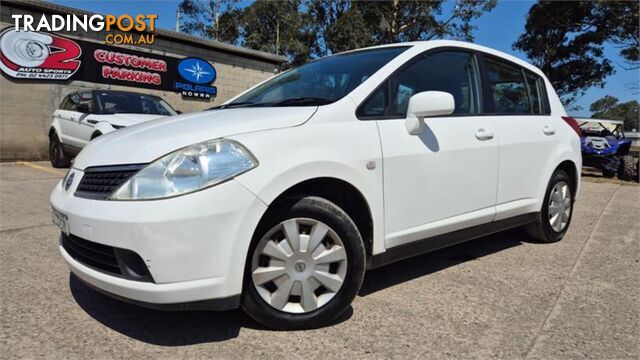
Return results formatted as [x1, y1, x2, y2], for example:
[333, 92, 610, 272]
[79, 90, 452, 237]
[618, 155, 637, 181]
[242, 196, 365, 330]
[49, 132, 71, 168]
[526, 169, 574, 243]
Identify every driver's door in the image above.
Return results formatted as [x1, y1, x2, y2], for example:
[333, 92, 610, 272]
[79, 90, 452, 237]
[365, 50, 500, 248]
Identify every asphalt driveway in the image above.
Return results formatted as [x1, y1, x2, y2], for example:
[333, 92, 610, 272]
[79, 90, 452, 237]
[1, 162, 638, 359]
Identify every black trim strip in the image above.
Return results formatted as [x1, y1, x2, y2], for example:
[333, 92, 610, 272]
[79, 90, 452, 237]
[82, 163, 147, 173]
[74, 275, 241, 311]
[367, 212, 539, 269]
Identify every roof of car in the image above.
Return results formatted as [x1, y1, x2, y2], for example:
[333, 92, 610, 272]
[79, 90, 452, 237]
[337, 40, 545, 76]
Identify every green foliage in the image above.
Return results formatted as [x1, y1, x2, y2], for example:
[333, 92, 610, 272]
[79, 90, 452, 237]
[178, 0, 239, 40]
[355, 0, 496, 44]
[324, 7, 371, 54]
[514, 1, 639, 108]
[240, 0, 315, 65]
[590, 95, 640, 131]
[178, 0, 496, 64]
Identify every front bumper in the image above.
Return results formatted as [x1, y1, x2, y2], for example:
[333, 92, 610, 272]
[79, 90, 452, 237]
[51, 168, 267, 306]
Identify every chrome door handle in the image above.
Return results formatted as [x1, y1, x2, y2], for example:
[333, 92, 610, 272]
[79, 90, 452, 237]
[543, 125, 556, 135]
[475, 128, 494, 141]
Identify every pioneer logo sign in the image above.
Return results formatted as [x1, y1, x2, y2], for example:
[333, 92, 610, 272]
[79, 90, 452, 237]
[175, 57, 217, 99]
[0, 28, 81, 80]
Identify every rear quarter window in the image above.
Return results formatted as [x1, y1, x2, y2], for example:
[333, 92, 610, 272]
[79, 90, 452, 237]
[524, 71, 550, 115]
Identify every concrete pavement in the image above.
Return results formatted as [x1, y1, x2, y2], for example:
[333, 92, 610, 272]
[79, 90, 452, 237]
[1, 162, 638, 359]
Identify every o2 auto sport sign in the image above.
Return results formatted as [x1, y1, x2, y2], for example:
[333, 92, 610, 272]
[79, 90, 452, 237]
[0, 28, 81, 80]
[0, 28, 217, 99]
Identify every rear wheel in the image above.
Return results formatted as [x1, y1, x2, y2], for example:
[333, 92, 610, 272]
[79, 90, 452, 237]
[526, 169, 574, 243]
[618, 155, 637, 181]
[49, 132, 71, 168]
[242, 196, 365, 330]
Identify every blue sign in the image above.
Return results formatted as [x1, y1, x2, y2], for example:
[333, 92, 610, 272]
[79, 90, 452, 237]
[175, 57, 217, 100]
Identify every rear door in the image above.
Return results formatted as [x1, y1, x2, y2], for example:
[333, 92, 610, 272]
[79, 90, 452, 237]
[359, 50, 500, 249]
[481, 55, 559, 220]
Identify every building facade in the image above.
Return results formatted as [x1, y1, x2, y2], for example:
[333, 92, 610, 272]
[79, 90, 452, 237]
[0, 0, 286, 160]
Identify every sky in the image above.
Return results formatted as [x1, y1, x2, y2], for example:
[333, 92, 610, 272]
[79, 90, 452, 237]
[47, 0, 639, 117]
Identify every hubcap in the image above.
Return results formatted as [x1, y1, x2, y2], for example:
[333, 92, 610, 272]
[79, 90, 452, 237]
[251, 218, 348, 314]
[548, 181, 572, 232]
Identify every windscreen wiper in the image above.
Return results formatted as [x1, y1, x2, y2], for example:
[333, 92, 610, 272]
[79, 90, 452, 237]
[208, 101, 256, 110]
[264, 97, 334, 106]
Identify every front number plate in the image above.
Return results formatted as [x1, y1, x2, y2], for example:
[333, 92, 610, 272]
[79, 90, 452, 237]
[51, 207, 69, 236]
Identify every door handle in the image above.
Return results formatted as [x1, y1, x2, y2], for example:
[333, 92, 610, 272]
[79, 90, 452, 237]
[543, 125, 556, 135]
[86, 119, 98, 124]
[475, 128, 494, 141]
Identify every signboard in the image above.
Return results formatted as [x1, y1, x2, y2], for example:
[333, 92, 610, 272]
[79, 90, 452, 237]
[175, 57, 217, 99]
[0, 28, 217, 100]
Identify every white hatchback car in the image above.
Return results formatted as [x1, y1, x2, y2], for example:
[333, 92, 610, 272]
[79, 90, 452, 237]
[51, 41, 581, 329]
[49, 90, 178, 168]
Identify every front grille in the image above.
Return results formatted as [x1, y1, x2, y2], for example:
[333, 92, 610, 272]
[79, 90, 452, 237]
[75, 164, 145, 200]
[61, 233, 121, 275]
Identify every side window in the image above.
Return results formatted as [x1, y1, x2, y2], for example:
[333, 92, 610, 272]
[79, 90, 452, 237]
[484, 57, 531, 114]
[62, 94, 79, 111]
[75, 93, 95, 113]
[389, 51, 481, 117]
[525, 72, 545, 115]
[357, 82, 388, 117]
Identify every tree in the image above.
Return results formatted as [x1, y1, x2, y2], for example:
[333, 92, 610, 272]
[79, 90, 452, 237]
[324, 7, 371, 53]
[514, 1, 639, 108]
[306, 0, 352, 57]
[356, 0, 496, 45]
[178, 0, 239, 41]
[178, 0, 496, 64]
[590, 95, 640, 131]
[240, 0, 315, 65]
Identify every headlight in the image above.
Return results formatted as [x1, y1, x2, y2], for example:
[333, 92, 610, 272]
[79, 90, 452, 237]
[110, 139, 258, 200]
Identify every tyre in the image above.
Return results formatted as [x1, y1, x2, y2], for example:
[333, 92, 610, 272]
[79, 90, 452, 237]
[602, 156, 619, 178]
[602, 169, 615, 178]
[49, 132, 71, 168]
[525, 169, 574, 243]
[617, 155, 636, 181]
[242, 196, 366, 330]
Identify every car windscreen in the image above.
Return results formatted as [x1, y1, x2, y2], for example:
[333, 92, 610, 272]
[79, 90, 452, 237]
[95, 93, 178, 116]
[225, 46, 411, 108]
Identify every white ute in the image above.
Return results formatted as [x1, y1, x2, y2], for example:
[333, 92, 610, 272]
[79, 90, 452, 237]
[51, 41, 582, 329]
[48, 90, 178, 168]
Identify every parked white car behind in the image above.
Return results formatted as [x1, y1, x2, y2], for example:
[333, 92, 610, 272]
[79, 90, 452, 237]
[51, 40, 582, 329]
[49, 90, 178, 167]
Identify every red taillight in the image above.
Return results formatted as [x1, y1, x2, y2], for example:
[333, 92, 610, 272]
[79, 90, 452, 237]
[562, 116, 582, 138]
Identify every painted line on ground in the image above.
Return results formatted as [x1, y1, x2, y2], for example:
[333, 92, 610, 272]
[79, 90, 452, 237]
[16, 162, 66, 176]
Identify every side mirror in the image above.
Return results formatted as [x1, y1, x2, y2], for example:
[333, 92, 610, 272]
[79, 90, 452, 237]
[405, 91, 455, 135]
[176, 110, 183, 114]
[76, 103, 91, 114]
